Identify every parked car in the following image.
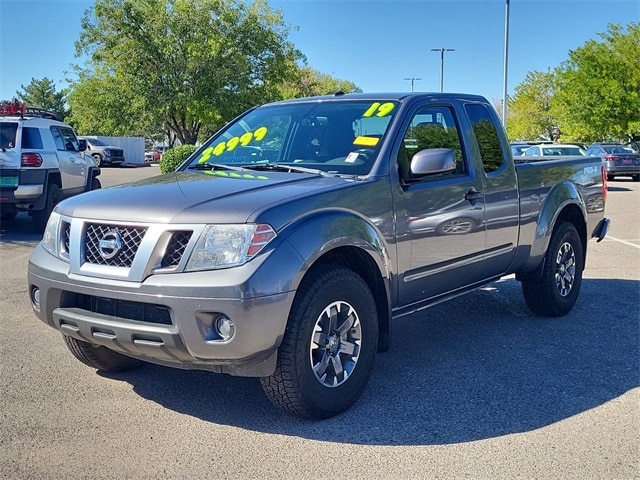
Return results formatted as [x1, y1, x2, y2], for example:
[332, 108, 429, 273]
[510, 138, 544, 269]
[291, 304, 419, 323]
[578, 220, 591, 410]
[80, 137, 125, 167]
[510, 141, 552, 156]
[145, 145, 169, 163]
[0, 100, 101, 232]
[586, 142, 640, 181]
[523, 144, 586, 157]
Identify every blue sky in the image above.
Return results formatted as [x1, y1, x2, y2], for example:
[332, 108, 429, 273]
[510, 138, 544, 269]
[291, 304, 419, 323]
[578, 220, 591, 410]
[1, 0, 638, 104]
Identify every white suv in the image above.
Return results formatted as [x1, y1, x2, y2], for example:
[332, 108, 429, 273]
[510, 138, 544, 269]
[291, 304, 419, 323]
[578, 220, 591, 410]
[0, 102, 101, 232]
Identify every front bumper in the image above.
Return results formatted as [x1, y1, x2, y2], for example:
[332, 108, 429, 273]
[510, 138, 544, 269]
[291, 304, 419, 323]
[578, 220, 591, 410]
[28, 237, 303, 377]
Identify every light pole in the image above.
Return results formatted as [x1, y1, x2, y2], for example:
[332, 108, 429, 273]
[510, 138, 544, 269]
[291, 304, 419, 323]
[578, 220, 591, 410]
[430, 48, 455, 92]
[502, 0, 510, 127]
[404, 77, 422, 92]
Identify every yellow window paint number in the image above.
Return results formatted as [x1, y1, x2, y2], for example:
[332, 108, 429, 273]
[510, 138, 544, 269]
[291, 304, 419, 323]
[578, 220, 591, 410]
[362, 102, 395, 118]
[198, 126, 269, 163]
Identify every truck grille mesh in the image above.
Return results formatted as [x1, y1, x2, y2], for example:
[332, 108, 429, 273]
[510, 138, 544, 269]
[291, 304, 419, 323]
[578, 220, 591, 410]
[84, 224, 147, 267]
[161, 231, 192, 268]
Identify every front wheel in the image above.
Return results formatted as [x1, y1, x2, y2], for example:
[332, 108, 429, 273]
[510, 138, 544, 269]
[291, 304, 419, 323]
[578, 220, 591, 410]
[522, 222, 584, 316]
[260, 266, 378, 419]
[63, 335, 146, 372]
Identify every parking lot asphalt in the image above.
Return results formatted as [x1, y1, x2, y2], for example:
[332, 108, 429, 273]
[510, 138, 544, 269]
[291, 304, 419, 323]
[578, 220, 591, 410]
[1, 166, 638, 479]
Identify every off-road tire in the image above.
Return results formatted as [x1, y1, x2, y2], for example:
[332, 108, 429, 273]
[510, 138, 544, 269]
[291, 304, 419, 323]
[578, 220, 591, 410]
[63, 335, 146, 372]
[260, 266, 378, 419]
[522, 221, 584, 317]
[32, 184, 61, 234]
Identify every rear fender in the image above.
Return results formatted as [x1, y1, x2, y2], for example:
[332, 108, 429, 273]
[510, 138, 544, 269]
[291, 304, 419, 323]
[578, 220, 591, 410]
[520, 181, 587, 278]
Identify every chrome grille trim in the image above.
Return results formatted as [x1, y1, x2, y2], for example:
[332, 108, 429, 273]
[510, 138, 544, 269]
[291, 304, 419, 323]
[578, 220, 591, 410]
[84, 223, 147, 267]
[62, 217, 206, 282]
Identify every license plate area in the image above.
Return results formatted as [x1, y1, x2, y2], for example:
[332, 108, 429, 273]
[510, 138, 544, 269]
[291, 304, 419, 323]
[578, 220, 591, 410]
[0, 176, 18, 187]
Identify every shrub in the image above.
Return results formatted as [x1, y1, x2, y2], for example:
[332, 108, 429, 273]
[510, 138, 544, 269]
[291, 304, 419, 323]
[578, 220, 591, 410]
[159, 144, 198, 173]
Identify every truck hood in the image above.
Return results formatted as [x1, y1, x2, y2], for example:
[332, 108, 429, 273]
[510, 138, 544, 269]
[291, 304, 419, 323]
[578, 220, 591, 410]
[56, 170, 352, 226]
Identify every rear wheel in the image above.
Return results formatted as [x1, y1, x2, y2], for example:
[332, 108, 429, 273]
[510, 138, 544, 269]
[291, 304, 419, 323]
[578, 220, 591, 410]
[522, 222, 584, 316]
[91, 177, 102, 190]
[32, 184, 61, 234]
[260, 266, 378, 419]
[63, 335, 145, 372]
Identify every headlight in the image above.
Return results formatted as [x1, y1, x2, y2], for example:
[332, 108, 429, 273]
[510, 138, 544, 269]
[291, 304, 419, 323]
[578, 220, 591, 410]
[185, 224, 276, 271]
[42, 211, 62, 257]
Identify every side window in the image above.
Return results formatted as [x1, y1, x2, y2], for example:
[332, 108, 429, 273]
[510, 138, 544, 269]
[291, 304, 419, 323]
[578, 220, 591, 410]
[465, 104, 506, 173]
[50, 127, 65, 151]
[22, 127, 44, 149]
[398, 106, 466, 181]
[59, 127, 79, 151]
[0, 122, 18, 149]
[525, 146, 539, 156]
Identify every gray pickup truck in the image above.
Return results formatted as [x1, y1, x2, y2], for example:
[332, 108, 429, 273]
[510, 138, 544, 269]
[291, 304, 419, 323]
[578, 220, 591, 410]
[28, 93, 609, 419]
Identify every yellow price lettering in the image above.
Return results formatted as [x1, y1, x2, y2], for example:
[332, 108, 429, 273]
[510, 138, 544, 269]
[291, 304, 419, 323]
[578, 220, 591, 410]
[212, 142, 226, 156]
[254, 126, 268, 141]
[198, 146, 214, 164]
[363, 102, 395, 118]
[240, 132, 253, 146]
[227, 136, 240, 152]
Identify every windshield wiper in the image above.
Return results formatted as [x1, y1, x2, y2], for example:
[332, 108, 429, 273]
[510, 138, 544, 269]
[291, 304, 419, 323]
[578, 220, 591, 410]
[243, 163, 330, 176]
[187, 163, 248, 172]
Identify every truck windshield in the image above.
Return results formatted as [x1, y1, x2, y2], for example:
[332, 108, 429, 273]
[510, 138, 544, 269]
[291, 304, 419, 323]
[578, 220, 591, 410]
[186, 99, 399, 176]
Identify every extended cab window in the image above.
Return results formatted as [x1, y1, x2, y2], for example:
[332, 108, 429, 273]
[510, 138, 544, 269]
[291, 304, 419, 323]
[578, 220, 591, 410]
[465, 104, 505, 173]
[398, 106, 466, 181]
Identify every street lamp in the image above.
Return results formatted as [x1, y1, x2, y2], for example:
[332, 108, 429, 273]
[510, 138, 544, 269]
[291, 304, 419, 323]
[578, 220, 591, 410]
[430, 48, 455, 92]
[502, 0, 510, 127]
[403, 77, 422, 92]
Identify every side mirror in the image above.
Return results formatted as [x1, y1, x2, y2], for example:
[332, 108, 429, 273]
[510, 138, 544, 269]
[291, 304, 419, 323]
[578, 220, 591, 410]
[411, 148, 456, 176]
[78, 138, 87, 152]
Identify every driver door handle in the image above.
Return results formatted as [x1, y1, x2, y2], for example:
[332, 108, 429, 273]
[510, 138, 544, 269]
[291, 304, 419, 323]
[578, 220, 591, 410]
[465, 188, 483, 202]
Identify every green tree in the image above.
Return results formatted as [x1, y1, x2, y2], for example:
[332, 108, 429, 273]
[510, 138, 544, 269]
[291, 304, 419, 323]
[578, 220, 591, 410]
[506, 70, 556, 141]
[16, 77, 69, 120]
[73, 0, 303, 144]
[552, 23, 640, 142]
[67, 67, 162, 137]
[279, 65, 362, 99]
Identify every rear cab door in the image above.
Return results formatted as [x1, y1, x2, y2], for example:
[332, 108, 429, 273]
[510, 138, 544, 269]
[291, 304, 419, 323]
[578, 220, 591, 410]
[463, 102, 519, 278]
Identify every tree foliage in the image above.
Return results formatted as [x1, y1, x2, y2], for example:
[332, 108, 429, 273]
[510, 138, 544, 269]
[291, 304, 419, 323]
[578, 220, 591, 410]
[72, 0, 303, 144]
[16, 77, 69, 120]
[279, 65, 362, 99]
[506, 70, 556, 141]
[507, 23, 639, 143]
[552, 23, 640, 142]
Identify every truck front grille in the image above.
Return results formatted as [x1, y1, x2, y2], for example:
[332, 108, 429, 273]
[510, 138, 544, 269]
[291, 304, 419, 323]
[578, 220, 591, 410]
[84, 223, 147, 267]
[161, 231, 193, 268]
[74, 293, 172, 325]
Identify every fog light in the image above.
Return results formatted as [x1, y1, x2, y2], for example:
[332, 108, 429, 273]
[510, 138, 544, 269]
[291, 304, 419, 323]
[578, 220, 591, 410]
[216, 315, 235, 341]
[31, 287, 41, 310]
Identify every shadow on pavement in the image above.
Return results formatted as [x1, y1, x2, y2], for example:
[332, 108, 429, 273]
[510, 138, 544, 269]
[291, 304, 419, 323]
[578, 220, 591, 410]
[101, 277, 639, 445]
